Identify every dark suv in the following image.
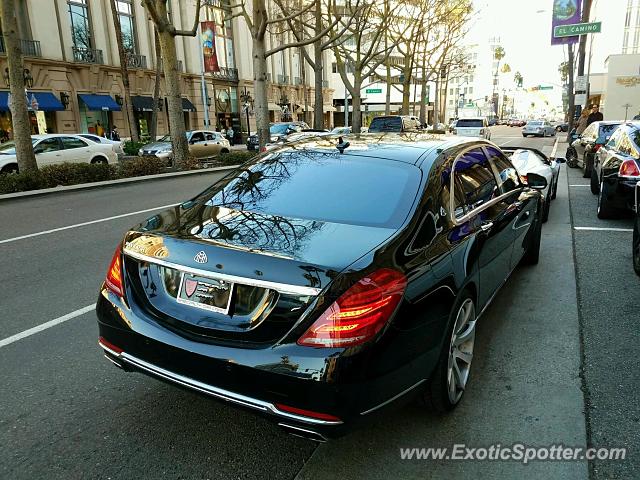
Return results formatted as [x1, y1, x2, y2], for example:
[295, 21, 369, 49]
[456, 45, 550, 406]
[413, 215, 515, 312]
[247, 122, 310, 151]
[571, 121, 621, 178]
[367, 115, 421, 133]
[591, 122, 640, 218]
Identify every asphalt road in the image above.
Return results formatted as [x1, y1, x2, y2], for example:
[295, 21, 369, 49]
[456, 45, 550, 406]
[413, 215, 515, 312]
[0, 126, 635, 479]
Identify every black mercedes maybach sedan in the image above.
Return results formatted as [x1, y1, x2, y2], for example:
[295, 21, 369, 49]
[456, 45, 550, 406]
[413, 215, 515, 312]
[96, 133, 548, 441]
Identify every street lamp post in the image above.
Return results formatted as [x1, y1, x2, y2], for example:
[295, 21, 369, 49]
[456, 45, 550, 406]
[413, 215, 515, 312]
[240, 86, 253, 138]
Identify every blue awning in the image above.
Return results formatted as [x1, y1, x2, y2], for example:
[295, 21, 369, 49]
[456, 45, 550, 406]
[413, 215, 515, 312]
[0, 91, 65, 111]
[78, 94, 121, 111]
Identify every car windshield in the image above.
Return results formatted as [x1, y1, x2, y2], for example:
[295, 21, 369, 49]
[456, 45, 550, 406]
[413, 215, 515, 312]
[599, 124, 620, 136]
[203, 152, 421, 228]
[457, 119, 483, 127]
[368, 117, 402, 132]
[0, 139, 37, 154]
[270, 124, 292, 135]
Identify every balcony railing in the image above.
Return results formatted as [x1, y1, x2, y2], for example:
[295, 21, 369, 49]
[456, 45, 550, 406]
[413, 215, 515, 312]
[210, 66, 238, 82]
[277, 74, 289, 84]
[0, 37, 42, 57]
[72, 46, 104, 64]
[126, 53, 147, 69]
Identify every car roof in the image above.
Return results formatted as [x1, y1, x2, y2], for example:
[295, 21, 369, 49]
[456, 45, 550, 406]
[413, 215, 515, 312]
[457, 117, 484, 120]
[265, 133, 485, 170]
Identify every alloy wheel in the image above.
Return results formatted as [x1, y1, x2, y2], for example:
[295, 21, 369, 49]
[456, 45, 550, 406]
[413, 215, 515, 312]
[447, 298, 476, 404]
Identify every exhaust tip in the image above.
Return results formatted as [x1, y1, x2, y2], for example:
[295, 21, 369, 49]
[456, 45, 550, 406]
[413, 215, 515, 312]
[278, 423, 328, 443]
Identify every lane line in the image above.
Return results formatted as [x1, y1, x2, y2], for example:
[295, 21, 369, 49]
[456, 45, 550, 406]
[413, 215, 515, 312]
[574, 227, 633, 232]
[0, 304, 95, 348]
[550, 137, 559, 158]
[0, 203, 177, 245]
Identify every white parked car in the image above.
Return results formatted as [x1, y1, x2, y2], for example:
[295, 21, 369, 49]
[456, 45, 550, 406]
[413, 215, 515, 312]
[77, 133, 124, 157]
[503, 147, 565, 222]
[0, 134, 117, 173]
[454, 117, 491, 140]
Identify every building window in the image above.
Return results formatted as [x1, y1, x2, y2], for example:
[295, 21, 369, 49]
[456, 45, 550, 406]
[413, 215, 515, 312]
[332, 62, 338, 73]
[469, 86, 473, 95]
[68, 0, 92, 50]
[116, 0, 136, 53]
[449, 99, 453, 106]
[450, 88, 454, 95]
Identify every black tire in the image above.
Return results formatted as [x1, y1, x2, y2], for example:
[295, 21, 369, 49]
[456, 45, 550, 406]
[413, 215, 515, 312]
[590, 167, 600, 194]
[566, 148, 578, 168]
[522, 134, 528, 138]
[90, 156, 108, 165]
[1, 164, 19, 174]
[220, 148, 229, 154]
[521, 205, 542, 265]
[541, 197, 550, 223]
[633, 217, 640, 276]
[421, 291, 476, 413]
[582, 154, 591, 178]
[597, 178, 617, 219]
[550, 175, 558, 200]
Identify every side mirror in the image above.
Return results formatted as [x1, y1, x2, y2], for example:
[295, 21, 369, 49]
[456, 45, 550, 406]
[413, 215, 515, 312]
[554, 157, 567, 163]
[33, 147, 43, 154]
[526, 172, 548, 190]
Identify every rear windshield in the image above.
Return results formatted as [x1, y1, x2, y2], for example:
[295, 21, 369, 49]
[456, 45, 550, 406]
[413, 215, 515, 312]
[527, 121, 543, 126]
[368, 117, 402, 132]
[599, 123, 620, 136]
[203, 153, 420, 228]
[457, 119, 483, 127]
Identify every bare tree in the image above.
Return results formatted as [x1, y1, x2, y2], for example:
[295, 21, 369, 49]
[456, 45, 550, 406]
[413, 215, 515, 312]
[109, 0, 139, 142]
[141, 0, 201, 168]
[229, 0, 340, 148]
[0, 0, 36, 172]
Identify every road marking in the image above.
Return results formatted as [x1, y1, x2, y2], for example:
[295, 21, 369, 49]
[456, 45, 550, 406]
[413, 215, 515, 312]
[498, 139, 517, 146]
[0, 203, 177, 245]
[569, 184, 590, 187]
[0, 304, 95, 348]
[550, 137, 559, 158]
[574, 227, 634, 232]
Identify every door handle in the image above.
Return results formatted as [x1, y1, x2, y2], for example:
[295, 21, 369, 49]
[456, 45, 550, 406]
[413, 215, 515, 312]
[520, 211, 530, 220]
[480, 221, 493, 232]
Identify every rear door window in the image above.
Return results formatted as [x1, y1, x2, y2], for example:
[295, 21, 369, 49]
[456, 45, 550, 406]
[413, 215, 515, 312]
[454, 148, 499, 211]
[204, 153, 421, 229]
[61, 137, 87, 149]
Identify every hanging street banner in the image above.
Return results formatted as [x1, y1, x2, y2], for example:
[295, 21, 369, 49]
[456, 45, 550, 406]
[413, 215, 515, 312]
[551, 0, 582, 46]
[200, 21, 220, 73]
[554, 21, 601, 37]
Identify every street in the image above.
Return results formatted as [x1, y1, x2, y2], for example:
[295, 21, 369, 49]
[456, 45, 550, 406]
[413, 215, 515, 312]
[1, 126, 638, 479]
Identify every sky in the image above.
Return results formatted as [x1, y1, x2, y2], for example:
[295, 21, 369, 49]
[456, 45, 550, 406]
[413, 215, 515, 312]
[467, 0, 626, 93]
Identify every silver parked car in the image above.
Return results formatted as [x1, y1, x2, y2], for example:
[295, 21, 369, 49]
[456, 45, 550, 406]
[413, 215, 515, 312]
[522, 120, 556, 138]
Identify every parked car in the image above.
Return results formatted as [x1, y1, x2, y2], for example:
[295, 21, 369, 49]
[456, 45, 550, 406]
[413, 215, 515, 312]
[367, 115, 421, 133]
[591, 121, 640, 218]
[522, 120, 555, 137]
[78, 133, 124, 157]
[565, 129, 581, 168]
[571, 121, 621, 178]
[0, 134, 117, 173]
[246, 122, 310, 151]
[503, 146, 564, 222]
[554, 122, 569, 132]
[634, 182, 640, 275]
[263, 130, 332, 151]
[139, 130, 230, 161]
[449, 119, 458, 132]
[632, 182, 640, 275]
[96, 134, 547, 440]
[330, 126, 351, 135]
[454, 117, 491, 140]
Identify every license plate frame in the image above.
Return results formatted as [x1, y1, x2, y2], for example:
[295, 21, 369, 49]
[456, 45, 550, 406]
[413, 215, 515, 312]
[176, 272, 233, 314]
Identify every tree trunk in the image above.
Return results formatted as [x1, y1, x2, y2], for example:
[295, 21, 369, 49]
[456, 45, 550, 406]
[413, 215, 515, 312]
[150, 28, 161, 141]
[351, 73, 362, 133]
[432, 76, 439, 126]
[0, 0, 36, 172]
[157, 28, 189, 167]
[419, 64, 427, 125]
[312, 1, 324, 129]
[109, 0, 139, 142]
[567, 43, 576, 130]
[401, 62, 411, 114]
[253, 37, 270, 148]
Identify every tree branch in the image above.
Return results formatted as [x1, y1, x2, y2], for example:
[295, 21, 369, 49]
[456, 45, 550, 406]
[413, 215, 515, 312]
[173, 0, 202, 36]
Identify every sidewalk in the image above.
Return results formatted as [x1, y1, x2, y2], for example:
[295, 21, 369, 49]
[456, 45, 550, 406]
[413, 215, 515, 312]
[296, 165, 588, 479]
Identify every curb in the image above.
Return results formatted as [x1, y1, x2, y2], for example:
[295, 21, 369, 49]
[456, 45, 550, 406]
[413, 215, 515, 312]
[0, 164, 238, 202]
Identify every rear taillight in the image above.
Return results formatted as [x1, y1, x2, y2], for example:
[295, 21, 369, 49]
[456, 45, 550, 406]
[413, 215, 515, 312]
[105, 245, 124, 297]
[99, 336, 123, 354]
[297, 269, 407, 348]
[274, 403, 341, 422]
[619, 159, 640, 177]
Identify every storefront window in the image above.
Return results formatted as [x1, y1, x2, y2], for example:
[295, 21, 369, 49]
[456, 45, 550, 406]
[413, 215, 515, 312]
[68, 0, 92, 49]
[79, 104, 110, 136]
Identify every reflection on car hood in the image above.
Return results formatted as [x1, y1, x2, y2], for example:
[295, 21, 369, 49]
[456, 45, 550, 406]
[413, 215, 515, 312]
[142, 141, 171, 150]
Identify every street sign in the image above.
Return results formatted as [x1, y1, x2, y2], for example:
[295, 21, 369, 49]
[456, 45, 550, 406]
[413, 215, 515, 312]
[365, 88, 382, 94]
[554, 21, 601, 38]
[530, 86, 553, 91]
[575, 93, 587, 106]
[575, 75, 587, 91]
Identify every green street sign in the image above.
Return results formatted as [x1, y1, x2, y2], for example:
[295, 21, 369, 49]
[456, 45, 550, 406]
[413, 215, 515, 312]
[539, 86, 553, 90]
[554, 21, 601, 38]
[365, 88, 382, 94]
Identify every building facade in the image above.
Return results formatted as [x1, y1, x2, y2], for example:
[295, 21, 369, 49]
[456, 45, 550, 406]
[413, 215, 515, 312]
[0, 0, 334, 142]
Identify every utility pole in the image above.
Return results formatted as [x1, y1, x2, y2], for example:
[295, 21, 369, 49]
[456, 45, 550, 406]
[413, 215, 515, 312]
[567, 43, 576, 130]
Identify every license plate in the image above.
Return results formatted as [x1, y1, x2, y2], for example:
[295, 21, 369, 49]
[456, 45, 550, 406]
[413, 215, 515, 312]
[176, 272, 233, 314]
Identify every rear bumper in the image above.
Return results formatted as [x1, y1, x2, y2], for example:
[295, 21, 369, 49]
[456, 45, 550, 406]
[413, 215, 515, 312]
[603, 176, 639, 211]
[96, 290, 433, 439]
